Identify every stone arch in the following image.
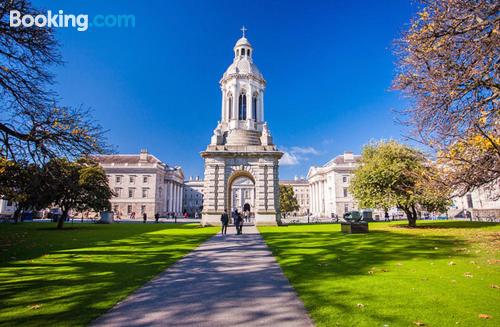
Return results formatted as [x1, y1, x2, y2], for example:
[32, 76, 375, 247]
[226, 170, 255, 213]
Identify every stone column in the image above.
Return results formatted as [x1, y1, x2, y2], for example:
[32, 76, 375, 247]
[221, 89, 226, 121]
[169, 182, 174, 212]
[179, 184, 184, 213]
[259, 91, 264, 122]
[232, 85, 238, 121]
[246, 86, 253, 120]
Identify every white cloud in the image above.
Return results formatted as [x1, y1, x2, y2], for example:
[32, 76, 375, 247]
[280, 151, 299, 166]
[290, 146, 320, 155]
[279, 146, 320, 166]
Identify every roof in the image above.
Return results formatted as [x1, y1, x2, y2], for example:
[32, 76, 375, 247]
[280, 179, 309, 185]
[93, 154, 162, 165]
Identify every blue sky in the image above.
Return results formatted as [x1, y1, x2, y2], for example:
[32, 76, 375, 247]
[34, 0, 418, 180]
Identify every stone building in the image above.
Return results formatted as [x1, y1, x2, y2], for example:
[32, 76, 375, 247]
[450, 184, 500, 219]
[95, 150, 184, 218]
[0, 199, 15, 218]
[201, 29, 283, 226]
[307, 152, 361, 218]
[183, 177, 204, 216]
[279, 177, 310, 215]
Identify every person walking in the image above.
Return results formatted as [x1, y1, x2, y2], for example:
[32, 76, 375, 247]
[155, 212, 160, 223]
[143, 212, 147, 223]
[220, 209, 229, 235]
[237, 211, 244, 235]
[233, 210, 240, 235]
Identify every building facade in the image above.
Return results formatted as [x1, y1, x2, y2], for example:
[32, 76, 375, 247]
[95, 150, 184, 218]
[201, 30, 283, 226]
[450, 184, 500, 219]
[183, 177, 204, 216]
[0, 199, 16, 218]
[279, 177, 310, 215]
[307, 152, 361, 218]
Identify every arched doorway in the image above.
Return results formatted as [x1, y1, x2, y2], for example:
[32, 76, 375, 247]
[227, 172, 255, 222]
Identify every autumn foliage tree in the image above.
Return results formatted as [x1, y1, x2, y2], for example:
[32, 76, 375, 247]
[279, 184, 300, 219]
[350, 141, 451, 227]
[393, 0, 499, 197]
[43, 158, 114, 229]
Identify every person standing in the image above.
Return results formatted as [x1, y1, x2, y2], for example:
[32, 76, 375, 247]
[233, 210, 240, 235]
[220, 209, 229, 235]
[155, 212, 160, 223]
[143, 212, 147, 223]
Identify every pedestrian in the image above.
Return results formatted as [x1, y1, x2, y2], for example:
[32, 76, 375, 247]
[384, 211, 389, 222]
[220, 209, 229, 235]
[237, 211, 244, 235]
[244, 210, 249, 223]
[143, 212, 147, 223]
[194, 211, 199, 219]
[155, 212, 160, 223]
[233, 210, 240, 234]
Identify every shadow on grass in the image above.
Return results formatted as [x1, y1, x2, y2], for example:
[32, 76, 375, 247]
[0, 223, 216, 327]
[260, 227, 472, 325]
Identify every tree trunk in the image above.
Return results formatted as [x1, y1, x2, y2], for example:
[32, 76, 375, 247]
[57, 208, 69, 229]
[13, 208, 22, 224]
[404, 207, 416, 228]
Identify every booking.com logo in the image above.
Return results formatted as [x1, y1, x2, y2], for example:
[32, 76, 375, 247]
[9, 10, 135, 32]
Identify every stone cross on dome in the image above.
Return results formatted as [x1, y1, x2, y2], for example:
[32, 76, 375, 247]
[240, 26, 247, 37]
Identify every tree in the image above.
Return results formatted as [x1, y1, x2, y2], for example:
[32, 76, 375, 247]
[43, 158, 114, 229]
[0, 0, 108, 162]
[279, 185, 300, 219]
[393, 0, 499, 197]
[0, 158, 49, 222]
[350, 141, 451, 227]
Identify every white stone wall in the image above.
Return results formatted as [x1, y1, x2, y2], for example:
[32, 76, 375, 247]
[0, 199, 16, 217]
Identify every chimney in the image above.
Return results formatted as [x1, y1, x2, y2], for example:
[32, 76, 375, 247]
[196, 176, 200, 181]
[189, 176, 193, 181]
[344, 151, 354, 161]
[139, 149, 148, 162]
[294, 175, 299, 181]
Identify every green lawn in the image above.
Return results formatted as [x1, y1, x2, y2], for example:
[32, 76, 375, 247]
[0, 223, 218, 327]
[259, 221, 499, 327]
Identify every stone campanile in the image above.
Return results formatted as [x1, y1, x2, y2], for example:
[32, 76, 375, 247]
[201, 28, 283, 226]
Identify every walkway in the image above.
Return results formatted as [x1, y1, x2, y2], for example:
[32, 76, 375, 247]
[92, 226, 313, 327]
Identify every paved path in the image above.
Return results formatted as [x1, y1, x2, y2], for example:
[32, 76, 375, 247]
[92, 226, 313, 327]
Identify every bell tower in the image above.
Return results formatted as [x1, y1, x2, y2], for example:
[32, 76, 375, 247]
[201, 28, 283, 226]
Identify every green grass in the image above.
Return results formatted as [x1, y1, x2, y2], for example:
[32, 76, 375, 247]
[259, 221, 500, 327]
[0, 223, 218, 327]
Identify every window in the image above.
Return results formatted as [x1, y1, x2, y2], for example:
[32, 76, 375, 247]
[248, 50, 251, 56]
[252, 96, 258, 121]
[127, 205, 132, 214]
[466, 194, 473, 208]
[113, 205, 119, 212]
[238, 93, 247, 120]
[115, 176, 122, 183]
[228, 96, 233, 119]
[343, 176, 348, 183]
[129, 175, 135, 183]
[344, 204, 349, 213]
[128, 188, 135, 198]
[241, 48, 246, 56]
[143, 176, 148, 183]
[343, 187, 348, 197]
[142, 188, 148, 198]
[6, 200, 13, 207]
[114, 187, 122, 197]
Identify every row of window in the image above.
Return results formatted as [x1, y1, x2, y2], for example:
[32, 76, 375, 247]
[237, 48, 251, 57]
[115, 187, 149, 198]
[227, 93, 258, 121]
[112, 175, 150, 184]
